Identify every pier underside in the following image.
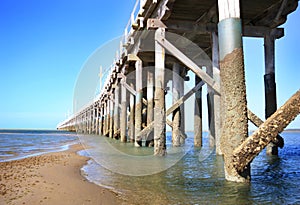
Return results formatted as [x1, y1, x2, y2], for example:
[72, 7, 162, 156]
[57, 0, 299, 182]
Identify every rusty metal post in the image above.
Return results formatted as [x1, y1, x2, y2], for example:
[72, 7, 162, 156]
[218, 0, 250, 182]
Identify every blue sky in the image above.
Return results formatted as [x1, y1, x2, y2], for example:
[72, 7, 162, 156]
[0, 0, 299, 129]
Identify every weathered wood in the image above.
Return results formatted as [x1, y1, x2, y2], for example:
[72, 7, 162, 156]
[166, 80, 205, 116]
[233, 90, 300, 172]
[104, 101, 108, 136]
[155, 35, 220, 94]
[172, 63, 182, 146]
[166, 119, 187, 143]
[129, 83, 135, 142]
[95, 107, 99, 135]
[135, 60, 143, 147]
[114, 84, 120, 139]
[146, 69, 154, 146]
[166, 20, 284, 39]
[120, 80, 127, 142]
[136, 121, 154, 140]
[99, 106, 103, 135]
[194, 75, 202, 147]
[109, 97, 114, 138]
[218, 0, 250, 182]
[154, 27, 166, 156]
[264, 33, 278, 155]
[218, 0, 240, 21]
[212, 32, 221, 154]
[122, 81, 137, 96]
[179, 68, 186, 140]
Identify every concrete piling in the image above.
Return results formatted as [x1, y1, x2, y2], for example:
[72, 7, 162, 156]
[218, 0, 250, 182]
[154, 27, 167, 156]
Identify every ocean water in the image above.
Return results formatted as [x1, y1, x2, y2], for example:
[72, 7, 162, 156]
[0, 130, 78, 162]
[80, 131, 300, 205]
[1, 129, 299, 204]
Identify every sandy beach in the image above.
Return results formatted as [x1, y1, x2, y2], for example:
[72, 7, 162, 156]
[0, 144, 122, 205]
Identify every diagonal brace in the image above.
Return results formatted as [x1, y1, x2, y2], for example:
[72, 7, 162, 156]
[155, 35, 220, 94]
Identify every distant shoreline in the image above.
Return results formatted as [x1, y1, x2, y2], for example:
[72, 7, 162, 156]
[282, 129, 300, 132]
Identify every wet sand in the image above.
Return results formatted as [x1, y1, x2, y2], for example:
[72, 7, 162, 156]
[0, 144, 122, 205]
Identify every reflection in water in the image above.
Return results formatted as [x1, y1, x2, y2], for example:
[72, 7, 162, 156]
[80, 131, 300, 204]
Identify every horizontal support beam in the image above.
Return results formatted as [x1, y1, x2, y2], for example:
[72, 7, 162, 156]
[165, 20, 284, 38]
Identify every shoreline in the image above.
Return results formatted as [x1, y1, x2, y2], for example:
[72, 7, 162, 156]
[0, 143, 123, 205]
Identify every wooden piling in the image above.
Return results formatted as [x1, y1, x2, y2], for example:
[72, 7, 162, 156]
[95, 106, 99, 135]
[194, 75, 202, 147]
[120, 79, 127, 142]
[135, 60, 143, 147]
[146, 69, 154, 146]
[114, 84, 120, 139]
[179, 68, 186, 141]
[172, 63, 182, 146]
[103, 102, 106, 135]
[109, 95, 114, 138]
[129, 83, 135, 142]
[106, 100, 110, 136]
[218, 0, 250, 182]
[154, 27, 166, 156]
[99, 105, 103, 135]
[212, 32, 222, 155]
[264, 33, 279, 155]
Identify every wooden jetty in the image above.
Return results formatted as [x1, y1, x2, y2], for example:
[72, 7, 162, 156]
[57, 0, 299, 182]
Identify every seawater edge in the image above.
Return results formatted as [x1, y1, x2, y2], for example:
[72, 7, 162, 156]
[0, 129, 299, 204]
[0, 130, 78, 162]
[79, 131, 300, 205]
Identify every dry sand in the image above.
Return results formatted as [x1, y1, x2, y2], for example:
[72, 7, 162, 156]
[0, 144, 122, 205]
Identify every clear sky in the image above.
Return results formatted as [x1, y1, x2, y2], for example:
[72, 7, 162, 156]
[0, 0, 299, 130]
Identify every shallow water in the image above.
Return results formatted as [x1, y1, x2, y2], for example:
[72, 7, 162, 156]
[80, 131, 300, 205]
[0, 130, 78, 162]
[1, 129, 299, 204]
